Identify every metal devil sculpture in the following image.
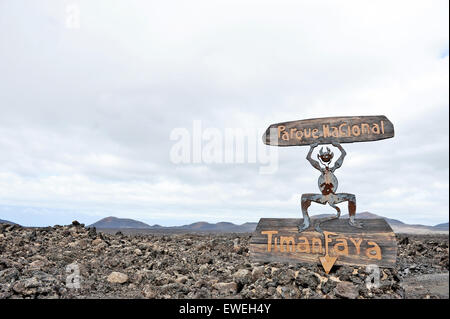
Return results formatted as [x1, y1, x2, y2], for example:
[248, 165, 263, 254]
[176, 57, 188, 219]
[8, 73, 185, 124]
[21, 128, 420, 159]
[300, 141, 360, 233]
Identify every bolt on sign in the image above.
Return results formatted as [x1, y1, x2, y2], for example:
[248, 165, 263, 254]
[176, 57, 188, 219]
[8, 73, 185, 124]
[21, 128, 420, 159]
[250, 115, 396, 273]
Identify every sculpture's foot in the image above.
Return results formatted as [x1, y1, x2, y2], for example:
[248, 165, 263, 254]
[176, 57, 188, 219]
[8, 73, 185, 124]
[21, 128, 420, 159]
[348, 219, 363, 228]
[314, 216, 338, 234]
[314, 223, 323, 234]
[298, 222, 310, 233]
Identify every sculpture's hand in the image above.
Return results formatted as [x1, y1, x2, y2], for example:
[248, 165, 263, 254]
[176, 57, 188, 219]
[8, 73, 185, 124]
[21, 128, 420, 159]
[306, 142, 321, 171]
[331, 140, 346, 171]
[331, 141, 341, 148]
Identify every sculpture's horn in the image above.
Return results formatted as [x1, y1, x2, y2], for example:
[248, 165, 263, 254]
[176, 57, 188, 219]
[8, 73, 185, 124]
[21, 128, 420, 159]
[319, 147, 324, 155]
[326, 147, 331, 153]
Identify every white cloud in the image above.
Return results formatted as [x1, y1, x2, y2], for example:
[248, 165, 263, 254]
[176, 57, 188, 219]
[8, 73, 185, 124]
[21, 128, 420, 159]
[0, 0, 448, 226]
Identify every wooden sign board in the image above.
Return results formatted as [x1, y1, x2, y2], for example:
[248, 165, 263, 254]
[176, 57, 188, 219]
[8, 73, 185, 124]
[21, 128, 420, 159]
[249, 218, 397, 269]
[262, 115, 394, 146]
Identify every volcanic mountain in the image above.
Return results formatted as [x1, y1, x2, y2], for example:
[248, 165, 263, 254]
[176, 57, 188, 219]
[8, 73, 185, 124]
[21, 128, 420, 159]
[84, 213, 449, 234]
[89, 216, 155, 229]
[0, 219, 18, 225]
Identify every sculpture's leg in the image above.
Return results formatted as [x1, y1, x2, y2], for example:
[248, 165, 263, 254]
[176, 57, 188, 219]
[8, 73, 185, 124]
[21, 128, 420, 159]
[314, 201, 341, 233]
[299, 194, 324, 232]
[330, 203, 341, 218]
[335, 193, 363, 228]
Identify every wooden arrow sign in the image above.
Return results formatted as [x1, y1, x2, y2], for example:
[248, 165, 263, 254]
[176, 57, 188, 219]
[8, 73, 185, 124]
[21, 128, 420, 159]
[319, 255, 337, 274]
[262, 115, 394, 146]
[318, 230, 339, 274]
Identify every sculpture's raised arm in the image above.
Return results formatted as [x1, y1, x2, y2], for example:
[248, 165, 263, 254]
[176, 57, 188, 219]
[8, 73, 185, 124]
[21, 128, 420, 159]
[331, 141, 346, 172]
[306, 142, 322, 171]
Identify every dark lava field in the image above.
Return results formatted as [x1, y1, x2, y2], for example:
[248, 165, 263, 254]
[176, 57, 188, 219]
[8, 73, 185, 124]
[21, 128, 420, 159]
[0, 222, 448, 299]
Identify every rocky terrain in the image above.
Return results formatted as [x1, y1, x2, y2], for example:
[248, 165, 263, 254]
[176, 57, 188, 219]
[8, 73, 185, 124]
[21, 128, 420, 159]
[0, 222, 448, 299]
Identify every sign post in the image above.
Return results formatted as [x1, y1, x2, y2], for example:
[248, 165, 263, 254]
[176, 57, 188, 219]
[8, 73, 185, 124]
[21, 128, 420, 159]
[250, 115, 397, 273]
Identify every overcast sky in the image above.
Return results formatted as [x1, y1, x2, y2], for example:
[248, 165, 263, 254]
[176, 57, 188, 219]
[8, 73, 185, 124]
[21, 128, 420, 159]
[0, 0, 448, 227]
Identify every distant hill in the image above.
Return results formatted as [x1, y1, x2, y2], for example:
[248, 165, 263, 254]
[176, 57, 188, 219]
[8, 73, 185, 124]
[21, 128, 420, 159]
[90, 216, 257, 233]
[90, 216, 154, 229]
[434, 222, 449, 230]
[89, 213, 447, 234]
[0, 219, 18, 225]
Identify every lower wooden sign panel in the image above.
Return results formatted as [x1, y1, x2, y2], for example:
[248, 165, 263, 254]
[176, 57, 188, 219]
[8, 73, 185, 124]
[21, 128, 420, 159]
[249, 218, 397, 268]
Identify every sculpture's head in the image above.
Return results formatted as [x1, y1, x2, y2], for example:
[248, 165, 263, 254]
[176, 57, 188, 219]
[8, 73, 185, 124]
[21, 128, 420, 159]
[317, 147, 334, 163]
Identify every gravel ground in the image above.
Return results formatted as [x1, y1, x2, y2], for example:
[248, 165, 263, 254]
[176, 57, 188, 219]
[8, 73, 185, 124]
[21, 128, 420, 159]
[0, 222, 448, 299]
